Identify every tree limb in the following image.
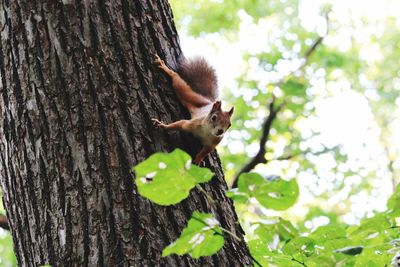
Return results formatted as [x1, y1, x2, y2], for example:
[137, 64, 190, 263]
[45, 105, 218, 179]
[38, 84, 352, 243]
[300, 11, 330, 70]
[232, 97, 284, 188]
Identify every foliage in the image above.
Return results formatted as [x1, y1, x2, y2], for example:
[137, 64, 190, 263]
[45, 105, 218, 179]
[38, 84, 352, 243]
[0, 228, 16, 267]
[162, 211, 224, 258]
[229, 172, 299, 211]
[132, 149, 213, 205]
[246, 211, 398, 266]
[170, 0, 283, 36]
[169, 1, 400, 265]
[132, 150, 227, 258]
[132, 150, 399, 265]
[0, 196, 16, 267]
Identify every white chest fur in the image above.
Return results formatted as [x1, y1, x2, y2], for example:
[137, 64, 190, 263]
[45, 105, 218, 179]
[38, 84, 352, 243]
[192, 121, 222, 147]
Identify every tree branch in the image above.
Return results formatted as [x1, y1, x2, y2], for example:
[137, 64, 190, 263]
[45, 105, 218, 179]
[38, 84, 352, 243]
[231, 12, 330, 188]
[299, 11, 330, 70]
[232, 97, 284, 188]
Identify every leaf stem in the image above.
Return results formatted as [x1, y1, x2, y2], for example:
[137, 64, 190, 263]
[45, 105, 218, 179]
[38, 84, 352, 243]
[192, 215, 241, 242]
[220, 227, 241, 242]
[194, 176, 263, 267]
[196, 185, 215, 204]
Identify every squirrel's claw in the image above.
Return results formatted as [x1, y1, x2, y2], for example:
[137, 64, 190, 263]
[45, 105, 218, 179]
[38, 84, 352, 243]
[151, 118, 166, 128]
[193, 159, 205, 167]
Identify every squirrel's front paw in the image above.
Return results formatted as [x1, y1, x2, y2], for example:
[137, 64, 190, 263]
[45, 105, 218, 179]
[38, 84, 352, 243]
[151, 118, 167, 128]
[153, 55, 165, 67]
[193, 159, 205, 167]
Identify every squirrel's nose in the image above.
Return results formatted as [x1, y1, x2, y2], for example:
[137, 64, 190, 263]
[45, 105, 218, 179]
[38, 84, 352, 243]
[217, 129, 224, 136]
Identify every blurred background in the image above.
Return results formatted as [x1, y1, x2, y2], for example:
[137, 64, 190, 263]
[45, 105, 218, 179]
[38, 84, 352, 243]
[170, 0, 400, 224]
[1, 0, 399, 265]
[168, 0, 400, 264]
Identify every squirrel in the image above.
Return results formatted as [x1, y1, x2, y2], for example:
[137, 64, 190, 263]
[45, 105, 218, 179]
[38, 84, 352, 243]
[152, 55, 234, 165]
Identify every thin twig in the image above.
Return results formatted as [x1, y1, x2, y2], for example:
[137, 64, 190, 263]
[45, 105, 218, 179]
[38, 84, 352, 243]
[191, 217, 241, 253]
[232, 97, 285, 188]
[220, 227, 242, 242]
[196, 185, 215, 204]
[192, 215, 241, 241]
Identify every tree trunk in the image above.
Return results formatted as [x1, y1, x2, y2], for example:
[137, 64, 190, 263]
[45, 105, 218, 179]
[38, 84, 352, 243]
[0, 1, 251, 266]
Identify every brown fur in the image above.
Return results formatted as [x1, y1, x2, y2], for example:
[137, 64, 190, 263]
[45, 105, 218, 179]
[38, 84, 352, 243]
[152, 55, 233, 165]
[178, 57, 218, 101]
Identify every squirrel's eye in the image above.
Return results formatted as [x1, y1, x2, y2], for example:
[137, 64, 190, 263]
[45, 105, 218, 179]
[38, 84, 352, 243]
[211, 115, 216, 121]
[228, 123, 231, 128]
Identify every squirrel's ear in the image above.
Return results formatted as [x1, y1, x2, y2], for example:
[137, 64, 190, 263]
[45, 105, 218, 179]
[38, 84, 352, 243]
[211, 101, 222, 112]
[228, 106, 234, 116]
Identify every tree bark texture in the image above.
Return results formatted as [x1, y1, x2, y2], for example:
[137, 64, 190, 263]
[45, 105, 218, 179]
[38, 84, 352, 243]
[0, 1, 251, 266]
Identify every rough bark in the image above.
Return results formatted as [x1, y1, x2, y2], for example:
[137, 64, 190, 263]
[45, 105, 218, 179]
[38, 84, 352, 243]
[0, 0, 251, 266]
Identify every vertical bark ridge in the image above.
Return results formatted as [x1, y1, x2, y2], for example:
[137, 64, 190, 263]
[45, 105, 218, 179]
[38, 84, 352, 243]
[76, 169, 90, 266]
[21, 148, 40, 235]
[0, 43, 10, 109]
[63, 199, 73, 263]
[39, 154, 56, 261]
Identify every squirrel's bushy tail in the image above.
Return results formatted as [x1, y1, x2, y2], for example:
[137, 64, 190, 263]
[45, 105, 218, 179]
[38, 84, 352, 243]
[178, 57, 218, 101]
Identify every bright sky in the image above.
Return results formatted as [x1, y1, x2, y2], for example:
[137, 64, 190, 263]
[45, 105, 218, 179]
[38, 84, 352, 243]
[178, 0, 400, 226]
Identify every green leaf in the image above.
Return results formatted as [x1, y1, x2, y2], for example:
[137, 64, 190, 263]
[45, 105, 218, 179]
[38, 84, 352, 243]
[348, 214, 391, 240]
[276, 218, 299, 241]
[253, 217, 299, 245]
[237, 172, 264, 196]
[254, 224, 276, 244]
[309, 224, 347, 243]
[248, 238, 306, 267]
[304, 253, 337, 267]
[162, 212, 224, 259]
[238, 173, 299, 211]
[282, 237, 315, 258]
[225, 189, 250, 203]
[247, 239, 271, 266]
[133, 149, 214, 205]
[354, 246, 394, 267]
